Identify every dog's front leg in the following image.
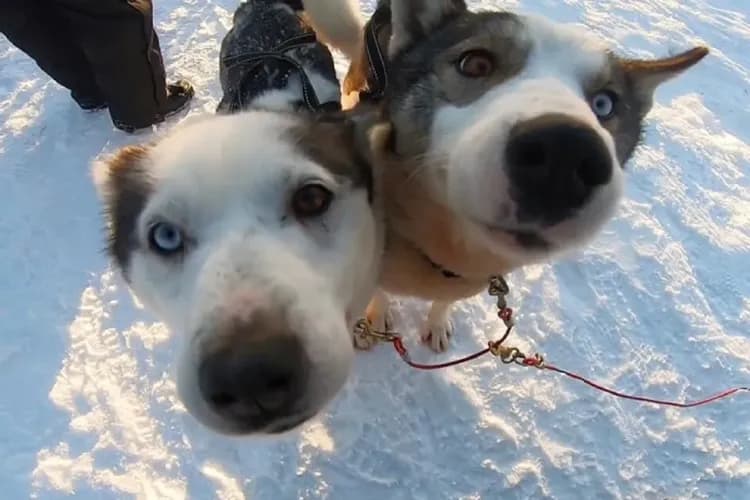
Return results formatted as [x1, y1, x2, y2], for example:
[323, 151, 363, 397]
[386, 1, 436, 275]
[342, 41, 369, 96]
[353, 289, 393, 350]
[422, 300, 454, 353]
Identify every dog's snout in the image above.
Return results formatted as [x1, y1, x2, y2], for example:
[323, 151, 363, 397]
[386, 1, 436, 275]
[506, 113, 612, 225]
[198, 333, 309, 431]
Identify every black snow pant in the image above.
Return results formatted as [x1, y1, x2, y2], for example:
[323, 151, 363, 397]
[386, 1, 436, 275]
[0, 0, 168, 130]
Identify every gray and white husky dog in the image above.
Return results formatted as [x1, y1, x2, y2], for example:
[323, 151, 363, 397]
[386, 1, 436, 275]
[339, 0, 708, 352]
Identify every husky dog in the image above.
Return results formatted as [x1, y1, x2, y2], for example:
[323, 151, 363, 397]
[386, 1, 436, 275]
[93, 0, 382, 436]
[336, 0, 709, 351]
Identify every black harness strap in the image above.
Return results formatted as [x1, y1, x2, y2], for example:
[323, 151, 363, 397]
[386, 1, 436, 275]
[359, 4, 391, 102]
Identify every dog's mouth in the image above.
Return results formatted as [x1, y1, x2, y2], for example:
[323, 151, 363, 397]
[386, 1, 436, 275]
[264, 411, 317, 434]
[228, 414, 315, 435]
[476, 221, 551, 251]
[502, 228, 550, 250]
[206, 394, 320, 436]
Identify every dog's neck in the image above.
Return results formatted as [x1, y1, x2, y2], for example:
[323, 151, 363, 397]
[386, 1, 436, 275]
[391, 176, 513, 275]
[378, 155, 517, 295]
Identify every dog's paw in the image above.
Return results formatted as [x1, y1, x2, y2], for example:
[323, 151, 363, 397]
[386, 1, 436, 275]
[354, 290, 394, 351]
[367, 306, 393, 335]
[353, 307, 394, 351]
[421, 301, 454, 353]
[421, 318, 453, 353]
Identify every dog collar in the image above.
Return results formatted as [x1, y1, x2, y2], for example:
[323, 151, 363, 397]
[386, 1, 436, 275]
[419, 249, 462, 279]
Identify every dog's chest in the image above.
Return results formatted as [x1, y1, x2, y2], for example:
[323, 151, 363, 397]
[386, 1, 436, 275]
[380, 167, 513, 297]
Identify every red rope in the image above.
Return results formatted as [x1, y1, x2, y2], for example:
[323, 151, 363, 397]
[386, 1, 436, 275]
[541, 363, 749, 408]
[392, 338, 491, 370]
[388, 338, 749, 408]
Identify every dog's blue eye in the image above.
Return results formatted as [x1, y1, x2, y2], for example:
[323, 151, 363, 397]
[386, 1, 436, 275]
[591, 91, 617, 119]
[148, 221, 185, 255]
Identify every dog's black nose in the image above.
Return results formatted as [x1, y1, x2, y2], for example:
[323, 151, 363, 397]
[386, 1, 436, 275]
[506, 113, 612, 226]
[198, 334, 309, 430]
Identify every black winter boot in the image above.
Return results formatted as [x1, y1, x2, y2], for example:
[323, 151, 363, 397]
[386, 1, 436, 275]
[114, 79, 194, 133]
[71, 89, 107, 111]
[160, 79, 194, 119]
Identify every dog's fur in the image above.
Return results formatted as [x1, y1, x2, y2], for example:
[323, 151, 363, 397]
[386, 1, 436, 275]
[93, 0, 382, 436]
[331, 0, 709, 351]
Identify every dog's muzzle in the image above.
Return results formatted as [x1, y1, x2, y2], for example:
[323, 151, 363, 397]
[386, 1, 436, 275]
[196, 306, 312, 433]
[506, 113, 613, 227]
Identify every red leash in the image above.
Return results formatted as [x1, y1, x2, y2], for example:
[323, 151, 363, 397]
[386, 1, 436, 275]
[380, 328, 749, 409]
[354, 277, 749, 409]
[540, 363, 749, 408]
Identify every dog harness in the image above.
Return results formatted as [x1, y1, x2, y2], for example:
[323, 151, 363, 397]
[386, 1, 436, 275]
[217, 1, 341, 115]
[358, 3, 391, 103]
[219, 33, 340, 114]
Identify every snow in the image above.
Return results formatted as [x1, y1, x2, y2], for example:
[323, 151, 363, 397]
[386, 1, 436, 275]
[1, 0, 749, 498]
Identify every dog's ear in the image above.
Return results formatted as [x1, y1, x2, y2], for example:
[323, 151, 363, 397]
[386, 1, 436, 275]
[92, 145, 150, 200]
[91, 145, 152, 272]
[621, 46, 709, 114]
[389, 0, 467, 56]
[291, 116, 373, 196]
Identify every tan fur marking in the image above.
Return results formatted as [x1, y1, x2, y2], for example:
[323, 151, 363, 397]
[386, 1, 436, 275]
[105, 145, 149, 182]
[289, 118, 372, 193]
[370, 124, 514, 303]
[621, 46, 709, 75]
[620, 46, 709, 97]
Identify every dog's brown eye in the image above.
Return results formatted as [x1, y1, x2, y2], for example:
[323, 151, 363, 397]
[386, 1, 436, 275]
[457, 50, 494, 78]
[292, 183, 333, 218]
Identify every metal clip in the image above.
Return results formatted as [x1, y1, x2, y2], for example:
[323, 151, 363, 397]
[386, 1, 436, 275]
[504, 347, 525, 364]
[353, 318, 369, 336]
[488, 342, 514, 360]
[353, 318, 399, 342]
[495, 295, 507, 310]
[488, 275, 510, 297]
[489, 341, 536, 366]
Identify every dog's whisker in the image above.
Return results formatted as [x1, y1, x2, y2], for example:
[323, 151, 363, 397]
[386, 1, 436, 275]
[403, 157, 443, 185]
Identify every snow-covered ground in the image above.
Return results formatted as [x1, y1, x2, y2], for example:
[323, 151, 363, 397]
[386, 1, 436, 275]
[1, 0, 749, 498]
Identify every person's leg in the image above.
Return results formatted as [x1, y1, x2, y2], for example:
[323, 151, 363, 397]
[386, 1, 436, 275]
[0, 0, 106, 110]
[55, 0, 192, 131]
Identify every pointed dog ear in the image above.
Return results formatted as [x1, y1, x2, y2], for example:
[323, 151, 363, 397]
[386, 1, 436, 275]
[389, 0, 467, 57]
[621, 46, 709, 115]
